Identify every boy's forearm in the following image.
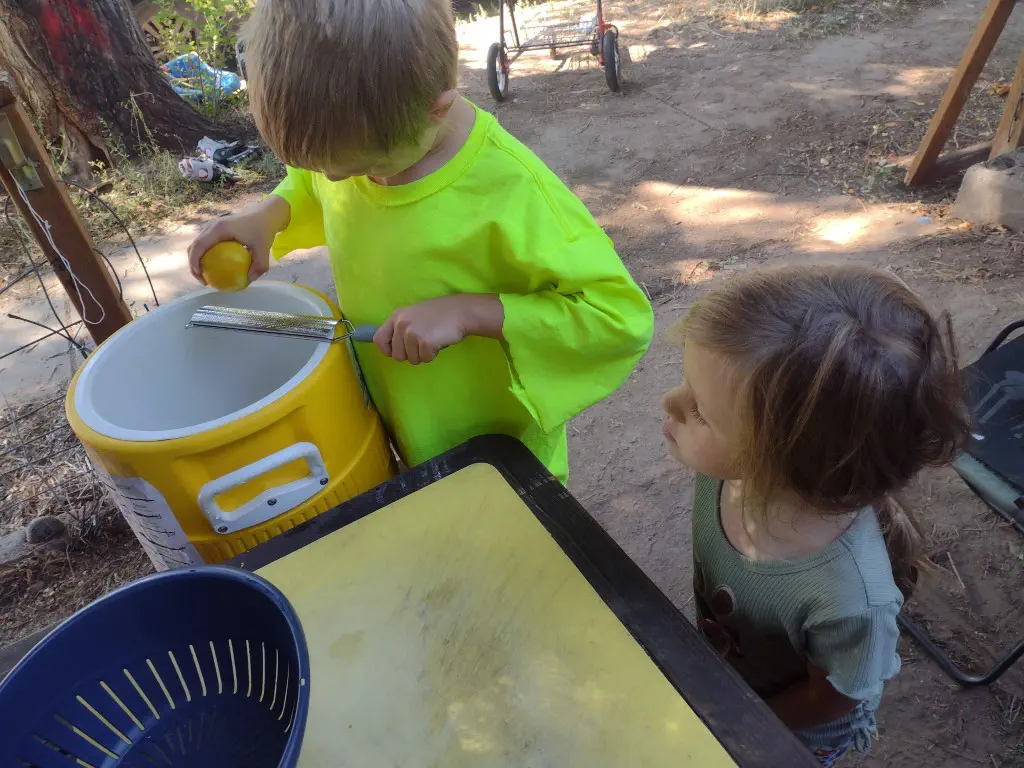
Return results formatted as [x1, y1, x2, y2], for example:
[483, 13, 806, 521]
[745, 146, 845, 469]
[256, 194, 292, 235]
[459, 294, 505, 341]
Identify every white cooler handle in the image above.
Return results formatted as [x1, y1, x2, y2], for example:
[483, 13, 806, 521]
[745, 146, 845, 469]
[199, 442, 329, 535]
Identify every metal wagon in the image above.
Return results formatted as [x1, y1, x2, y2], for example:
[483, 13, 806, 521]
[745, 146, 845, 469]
[486, 0, 622, 101]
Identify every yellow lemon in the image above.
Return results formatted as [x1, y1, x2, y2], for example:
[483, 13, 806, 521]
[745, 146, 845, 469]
[201, 241, 252, 292]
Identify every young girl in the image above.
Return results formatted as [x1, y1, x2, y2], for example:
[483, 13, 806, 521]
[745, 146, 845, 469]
[661, 264, 970, 765]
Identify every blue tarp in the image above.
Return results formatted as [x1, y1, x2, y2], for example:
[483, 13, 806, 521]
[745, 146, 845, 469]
[163, 52, 242, 100]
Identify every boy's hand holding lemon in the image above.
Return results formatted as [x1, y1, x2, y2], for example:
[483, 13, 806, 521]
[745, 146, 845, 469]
[200, 241, 253, 291]
[187, 197, 291, 289]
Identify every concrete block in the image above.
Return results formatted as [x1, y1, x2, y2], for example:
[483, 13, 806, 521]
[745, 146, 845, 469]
[0, 528, 29, 566]
[952, 148, 1024, 231]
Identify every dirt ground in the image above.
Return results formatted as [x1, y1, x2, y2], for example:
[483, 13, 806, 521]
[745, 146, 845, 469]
[4, 0, 1024, 764]
[458, 0, 1024, 764]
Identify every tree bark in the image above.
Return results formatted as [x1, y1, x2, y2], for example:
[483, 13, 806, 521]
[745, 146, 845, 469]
[0, 0, 222, 175]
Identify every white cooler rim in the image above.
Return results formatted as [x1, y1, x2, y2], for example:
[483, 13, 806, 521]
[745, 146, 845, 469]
[72, 281, 333, 443]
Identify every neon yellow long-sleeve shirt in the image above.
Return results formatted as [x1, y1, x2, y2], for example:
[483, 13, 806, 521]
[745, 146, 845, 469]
[270, 104, 653, 481]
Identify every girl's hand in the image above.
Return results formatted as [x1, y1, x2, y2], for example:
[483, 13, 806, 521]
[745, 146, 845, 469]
[374, 294, 504, 365]
[767, 661, 859, 730]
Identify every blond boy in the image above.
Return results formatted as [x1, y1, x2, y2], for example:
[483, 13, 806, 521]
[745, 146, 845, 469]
[188, 0, 653, 481]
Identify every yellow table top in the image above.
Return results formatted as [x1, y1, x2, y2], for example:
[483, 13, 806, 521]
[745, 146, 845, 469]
[258, 463, 736, 767]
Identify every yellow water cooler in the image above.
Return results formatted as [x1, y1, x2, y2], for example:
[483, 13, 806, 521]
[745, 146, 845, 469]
[66, 281, 396, 568]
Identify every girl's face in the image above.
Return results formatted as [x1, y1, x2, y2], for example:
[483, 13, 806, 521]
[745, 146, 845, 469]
[662, 342, 741, 480]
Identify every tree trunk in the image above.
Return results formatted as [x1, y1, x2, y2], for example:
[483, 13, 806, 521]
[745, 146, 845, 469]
[0, 0, 222, 175]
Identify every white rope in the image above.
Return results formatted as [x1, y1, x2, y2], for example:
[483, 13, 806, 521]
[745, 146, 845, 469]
[12, 177, 107, 326]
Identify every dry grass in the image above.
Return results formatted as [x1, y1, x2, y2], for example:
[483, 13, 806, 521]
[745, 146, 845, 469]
[0, 394, 112, 537]
[0, 191, 42, 282]
[462, 0, 935, 48]
[85, 144, 286, 240]
[742, 48, 1021, 207]
[0, 141, 285, 285]
[889, 229, 1024, 284]
[0, 392, 152, 646]
[0, 519, 151, 646]
[695, 54, 1024, 264]
[640, 0, 937, 48]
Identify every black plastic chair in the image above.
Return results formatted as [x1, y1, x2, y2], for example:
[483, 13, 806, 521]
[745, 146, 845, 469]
[899, 321, 1024, 685]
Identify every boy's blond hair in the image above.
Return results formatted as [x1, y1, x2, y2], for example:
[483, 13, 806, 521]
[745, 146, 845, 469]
[245, 0, 459, 167]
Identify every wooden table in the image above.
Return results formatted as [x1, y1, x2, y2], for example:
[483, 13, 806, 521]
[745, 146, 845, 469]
[233, 435, 814, 767]
[0, 436, 813, 766]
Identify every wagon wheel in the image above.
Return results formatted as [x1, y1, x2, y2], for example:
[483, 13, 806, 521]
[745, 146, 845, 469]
[487, 42, 510, 102]
[603, 29, 622, 93]
[132, 0, 201, 61]
[142, 15, 199, 60]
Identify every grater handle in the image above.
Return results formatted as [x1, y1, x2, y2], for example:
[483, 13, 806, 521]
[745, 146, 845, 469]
[347, 324, 379, 344]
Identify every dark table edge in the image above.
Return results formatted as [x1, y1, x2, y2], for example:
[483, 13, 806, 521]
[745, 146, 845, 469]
[232, 434, 815, 768]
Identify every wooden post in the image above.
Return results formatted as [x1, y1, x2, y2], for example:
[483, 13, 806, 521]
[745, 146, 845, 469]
[0, 78, 131, 345]
[904, 0, 1016, 185]
[914, 140, 993, 181]
[991, 45, 1024, 158]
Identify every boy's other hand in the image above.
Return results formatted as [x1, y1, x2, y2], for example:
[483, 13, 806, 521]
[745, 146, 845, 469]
[374, 294, 504, 365]
[187, 196, 291, 284]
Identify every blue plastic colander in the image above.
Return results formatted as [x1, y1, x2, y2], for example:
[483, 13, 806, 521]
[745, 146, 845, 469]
[0, 566, 310, 767]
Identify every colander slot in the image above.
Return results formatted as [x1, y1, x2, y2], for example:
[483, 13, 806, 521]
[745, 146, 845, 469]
[277, 664, 290, 721]
[123, 669, 161, 721]
[100, 680, 145, 731]
[269, 649, 280, 712]
[194, 711, 207, 754]
[75, 695, 132, 746]
[173, 722, 186, 757]
[191, 712, 209, 754]
[135, 738, 173, 766]
[285, 698, 297, 734]
[208, 641, 224, 695]
[54, 713, 119, 761]
[285, 678, 303, 735]
[145, 660, 175, 711]
[159, 732, 180, 762]
[192, 712, 212, 756]
[31, 732, 95, 767]
[189, 645, 207, 697]
[206, 709, 220, 747]
[194, 712, 208, 753]
[228, 638, 239, 694]
[260, 642, 267, 703]
[166, 652, 191, 703]
[151, 732, 173, 762]
[246, 639, 253, 698]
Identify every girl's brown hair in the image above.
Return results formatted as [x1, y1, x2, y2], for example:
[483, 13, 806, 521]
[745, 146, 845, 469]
[684, 264, 971, 596]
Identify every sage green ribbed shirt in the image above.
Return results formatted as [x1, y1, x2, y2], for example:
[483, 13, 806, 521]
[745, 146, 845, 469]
[691, 475, 902, 751]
